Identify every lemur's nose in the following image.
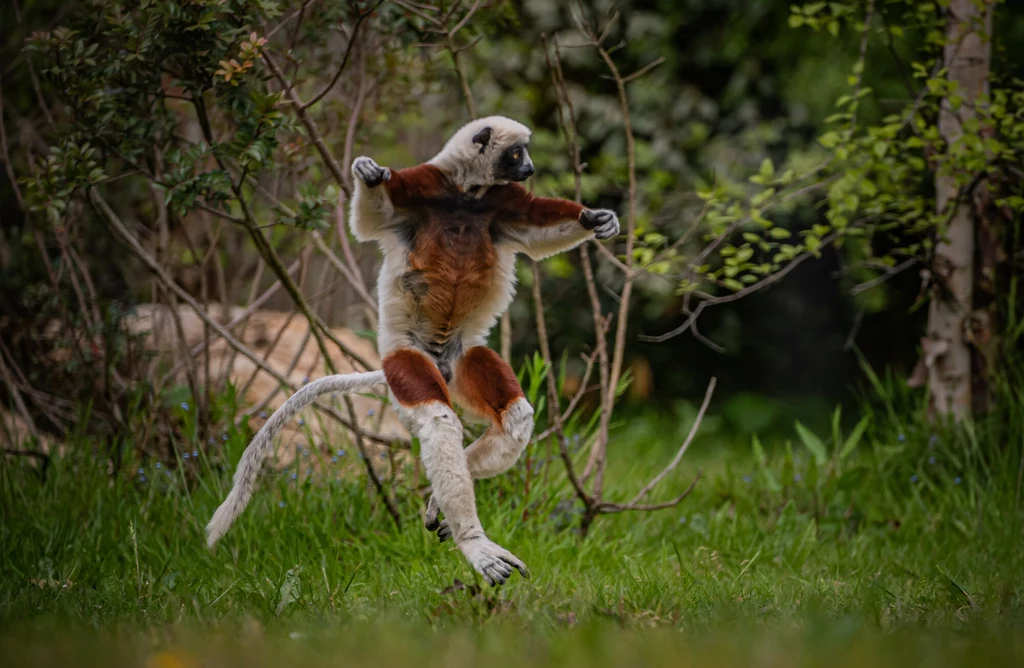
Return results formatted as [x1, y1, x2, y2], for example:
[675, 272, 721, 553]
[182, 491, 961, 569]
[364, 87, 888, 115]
[522, 163, 535, 177]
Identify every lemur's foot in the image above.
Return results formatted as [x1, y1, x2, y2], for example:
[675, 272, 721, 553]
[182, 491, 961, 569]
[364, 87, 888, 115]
[425, 494, 454, 542]
[352, 156, 391, 187]
[458, 535, 530, 586]
[580, 208, 620, 239]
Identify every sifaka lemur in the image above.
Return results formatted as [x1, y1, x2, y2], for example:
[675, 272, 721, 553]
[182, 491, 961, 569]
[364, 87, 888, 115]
[206, 116, 620, 586]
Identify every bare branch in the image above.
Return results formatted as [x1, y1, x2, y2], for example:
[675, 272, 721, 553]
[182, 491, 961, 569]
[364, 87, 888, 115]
[621, 56, 666, 83]
[598, 472, 701, 513]
[262, 51, 351, 195]
[626, 377, 715, 505]
[0, 70, 25, 209]
[302, 0, 383, 110]
[851, 257, 918, 295]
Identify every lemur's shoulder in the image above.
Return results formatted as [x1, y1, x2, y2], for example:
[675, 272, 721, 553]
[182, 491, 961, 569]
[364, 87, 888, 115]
[387, 163, 459, 207]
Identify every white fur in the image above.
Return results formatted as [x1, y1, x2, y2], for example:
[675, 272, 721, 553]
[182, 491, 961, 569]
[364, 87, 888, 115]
[428, 116, 532, 189]
[398, 400, 529, 583]
[463, 398, 535, 479]
[206, 371, 386, 547]
[505, 220, 596, 260]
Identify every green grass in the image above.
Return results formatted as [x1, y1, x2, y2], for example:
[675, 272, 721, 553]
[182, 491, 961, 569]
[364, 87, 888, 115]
[2, 389, 1024, 666]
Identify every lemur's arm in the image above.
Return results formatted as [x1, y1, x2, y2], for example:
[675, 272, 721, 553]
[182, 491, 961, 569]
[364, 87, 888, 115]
[491, 184, 620, 260]
[349, 157, 449, 242]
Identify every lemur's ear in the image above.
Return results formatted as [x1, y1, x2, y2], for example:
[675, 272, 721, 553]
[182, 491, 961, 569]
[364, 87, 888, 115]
[472, 127, 492, 153]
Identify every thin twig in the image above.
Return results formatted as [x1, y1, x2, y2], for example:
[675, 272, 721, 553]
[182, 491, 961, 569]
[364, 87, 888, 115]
[301, 0, 383, 110]
[0, 348, 39, 440]
[262, 51, 351, 194]
[0, 70, 24, 208]
[625, 377, 715, 505]
[851, 258, 917, 294]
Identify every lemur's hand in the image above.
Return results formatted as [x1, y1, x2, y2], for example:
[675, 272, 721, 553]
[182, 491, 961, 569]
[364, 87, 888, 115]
[580, 208, 620, 240]
[352, 156, 391, 188]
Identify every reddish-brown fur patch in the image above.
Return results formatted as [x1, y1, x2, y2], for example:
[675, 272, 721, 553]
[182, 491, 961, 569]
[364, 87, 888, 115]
[487, 183, 585, 227]
[381, 166, 585, 340]
[386, 164, 455, 207]
[405, 213, 498, 339]
[452, 346, 525, 424]
[383, 348, 451, 407]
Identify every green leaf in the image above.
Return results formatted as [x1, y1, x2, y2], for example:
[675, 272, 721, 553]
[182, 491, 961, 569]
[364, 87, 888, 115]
[795, 421, 828, 466]
[839, 416, 869, 460]
[831, 405, 842, 446]
[819, 131, 840, 148]
[275, 566, 302, 616]
[752, 435, 782, 492]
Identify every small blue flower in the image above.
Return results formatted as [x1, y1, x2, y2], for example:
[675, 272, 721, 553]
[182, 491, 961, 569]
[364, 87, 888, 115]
[208, 438, 215, 445]
[331, 456, 338, 463]
[379, 452, 387, 459]
[139, 476, 147, 483]
[337, 449, 346, 457]
[180, 402, 190, 411]
[279, 501, 286, 508]
[929, 434, 939, 447]
[679, 517, 687, 524]
[898, 433, 905, 442]
[954, 477, 962, 485]
[138, 468, 144, 475]
[794, 473, 802, 482]
[297, 445, 304, 453]
[259, 411, 268, 419]
[928, 456, 936, 465]
[367, 409, 375, 417]
[291, 473, 297, 480]
[192, 450, 198, 457]
[303, 376, 310, 384]
[297, 418, 305, 426]
[156, 462, 161, 469]
[222, 434, 228, 441]
[183, 453, 190, 459]
[911, 475, 919, 483]
[742, 475, 752, 484]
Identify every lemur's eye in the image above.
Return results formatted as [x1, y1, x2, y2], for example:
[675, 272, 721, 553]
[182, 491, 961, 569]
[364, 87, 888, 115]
[512, 151, 521, 161]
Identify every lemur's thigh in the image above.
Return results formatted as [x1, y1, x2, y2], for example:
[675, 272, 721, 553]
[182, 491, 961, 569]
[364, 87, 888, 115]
[381, 348, 463, 464]
[382, 347, 451, 412]
[382, 348, 473, 517]
[451, 347, 535, 479]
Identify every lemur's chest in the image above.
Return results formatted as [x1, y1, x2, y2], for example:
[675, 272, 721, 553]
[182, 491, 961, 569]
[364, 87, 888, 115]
[398, 210, 501, 335]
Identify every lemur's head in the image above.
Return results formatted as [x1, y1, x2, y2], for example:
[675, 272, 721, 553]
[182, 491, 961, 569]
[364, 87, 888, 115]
[429, 116, 534, 190]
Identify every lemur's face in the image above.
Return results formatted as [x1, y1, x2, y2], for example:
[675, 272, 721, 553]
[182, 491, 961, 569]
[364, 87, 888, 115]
[464, 118, 534, 185]
[496, 142, 534, 182]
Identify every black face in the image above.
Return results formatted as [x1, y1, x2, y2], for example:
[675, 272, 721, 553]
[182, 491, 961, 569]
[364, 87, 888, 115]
[495, 143, 534, 182]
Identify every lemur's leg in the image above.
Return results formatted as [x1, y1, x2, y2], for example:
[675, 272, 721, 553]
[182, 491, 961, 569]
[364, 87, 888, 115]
[382, 348, 529, 585]
[424, 347, 534, 541]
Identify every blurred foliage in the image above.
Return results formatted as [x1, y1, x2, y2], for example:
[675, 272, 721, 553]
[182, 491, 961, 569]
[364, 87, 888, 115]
[2, 0, 1023, 440]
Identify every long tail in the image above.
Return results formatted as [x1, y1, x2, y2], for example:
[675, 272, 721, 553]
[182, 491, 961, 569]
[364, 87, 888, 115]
[206, 370, 387, 547]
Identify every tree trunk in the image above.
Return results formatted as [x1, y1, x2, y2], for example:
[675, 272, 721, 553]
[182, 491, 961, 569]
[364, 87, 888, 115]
[923, 0, 993, 419]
